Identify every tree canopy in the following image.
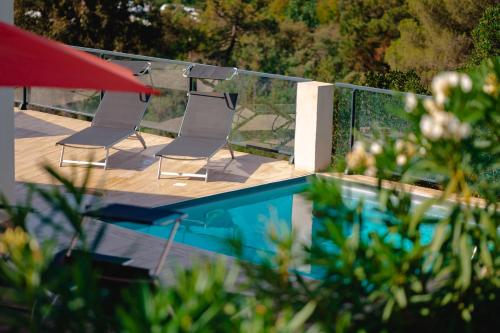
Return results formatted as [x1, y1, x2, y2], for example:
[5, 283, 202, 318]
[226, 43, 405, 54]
[385, 0, 498, 83]
[14, 0, 500, 91]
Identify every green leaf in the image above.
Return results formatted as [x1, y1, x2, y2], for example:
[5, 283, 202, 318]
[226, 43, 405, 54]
[382, 298, 395, 321]
[335, 312, 351, 333]
[461, 308, 472, 322]
[393, 286, 407, 308]
[409, 198, 438, 236]
[423, 222, 448, 272]
[288, 301, 316, 330]
[459, 234, 472, 290]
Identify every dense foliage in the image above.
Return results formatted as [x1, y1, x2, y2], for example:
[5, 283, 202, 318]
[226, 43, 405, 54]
[14, 0, 499, 90]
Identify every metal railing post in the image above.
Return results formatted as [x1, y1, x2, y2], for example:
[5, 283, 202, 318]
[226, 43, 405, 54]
[100, 53, 105, 101]
[189, 77, 197, 92]
[349, 89, 357, 150]
[20, 86, 29, 110]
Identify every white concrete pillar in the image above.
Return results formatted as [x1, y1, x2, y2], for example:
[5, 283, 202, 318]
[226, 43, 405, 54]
[294, 81, 333, 172]
[0, 0, 15, 206]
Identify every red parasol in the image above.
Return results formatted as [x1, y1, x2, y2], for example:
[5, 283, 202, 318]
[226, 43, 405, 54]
[0, 22, 157, 94]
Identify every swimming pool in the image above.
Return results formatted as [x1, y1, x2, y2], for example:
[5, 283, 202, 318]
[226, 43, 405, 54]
[116, 176, 447, 275]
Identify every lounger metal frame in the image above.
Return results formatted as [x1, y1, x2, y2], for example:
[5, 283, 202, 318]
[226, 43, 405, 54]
[58, 130, 147, 170]
[156, 141, 234, 182]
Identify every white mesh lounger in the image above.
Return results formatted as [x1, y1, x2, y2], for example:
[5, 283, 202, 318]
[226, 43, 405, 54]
[155, 91, 238, 182]
[56, 60, 152, 170]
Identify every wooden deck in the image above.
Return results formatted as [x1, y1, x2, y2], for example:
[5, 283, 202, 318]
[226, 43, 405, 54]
[13, 108, 307, 281]
[15, 109, 307, 207]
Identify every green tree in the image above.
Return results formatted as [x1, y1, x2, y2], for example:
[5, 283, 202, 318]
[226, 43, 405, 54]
[14, 0, 164, 56]
[364, 70, 429, 94]
[285, 0, 319, 28]
[386, 0, 497, 83]
[192, 0, 276, 67]
[337, 0, 409, 74]
[157, 4, 201, 60]
[468, 4, 500, 66]
[316, 0, 339, 24]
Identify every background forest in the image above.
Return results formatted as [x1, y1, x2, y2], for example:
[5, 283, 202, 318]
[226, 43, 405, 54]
[14, 0, 500, 93]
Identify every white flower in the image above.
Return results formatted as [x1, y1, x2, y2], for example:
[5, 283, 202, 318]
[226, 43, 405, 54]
[396, 154, 407, 166]
[419, 147, 427, 155]
[420, 115, 443, 140]
[347, 141, 379, 173]
[447, 72, 460, 87]
[432, 72, 461, 105]
[458, 123, 471, 139]
[346, 152, 362, 169]
[435, 93, 447, 106]
[430, 124, 443, 140]
[406, 141, 416, 156]
[460, 74, 472, 92]
[364, 166, 377, 177]
[447, 115, 461, 135]
[420, 115, 433, 133]
[423, 99, 441, 114]
[395, 139, 404, 152]
[365, 154, 376, 167]
[347, 141, 367, 169]
[433, 110, 449, 124]
[483, 73, 498, 96]
[405, 93, 417, 113]
[431, 75, 447, 96]
[483, 83, 495, 95]
[370, 142, 382, 155]
[352, 141, 365, 153]
[432, 72, 458, 92]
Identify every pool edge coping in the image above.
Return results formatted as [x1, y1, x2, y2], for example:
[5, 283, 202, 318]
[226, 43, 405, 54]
[320, 172, 487, 208]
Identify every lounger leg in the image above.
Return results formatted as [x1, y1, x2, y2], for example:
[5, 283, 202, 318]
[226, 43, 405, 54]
[103, 148, 109, 170]
[157, 157, 163, 179]
[59, 146, 65, 167]
[228, 144, 234, 159]
[205, 158, 210, 182]
[135, 131, 147, 150]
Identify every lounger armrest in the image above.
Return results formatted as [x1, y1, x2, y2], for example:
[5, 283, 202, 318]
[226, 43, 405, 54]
[184, 64, 237, 80]
[84, 203, 186, 226]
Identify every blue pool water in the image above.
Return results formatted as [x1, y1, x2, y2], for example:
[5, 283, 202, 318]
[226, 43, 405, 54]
[117, 177, 445, 274]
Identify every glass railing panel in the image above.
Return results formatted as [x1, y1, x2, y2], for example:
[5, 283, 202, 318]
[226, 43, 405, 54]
[139, 61, 188, 134]
[216, 74, 296, 155]
[332, 87, 353, 162]
[29, 87, 101, 116]
[16, 46, 307, 156]
[354, 89, 408, 141]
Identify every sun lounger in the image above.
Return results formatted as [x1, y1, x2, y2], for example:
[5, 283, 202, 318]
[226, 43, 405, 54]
[56, 60, 152, 170]
[155, 91, 238, 181]
[155, 64, 238, 182]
